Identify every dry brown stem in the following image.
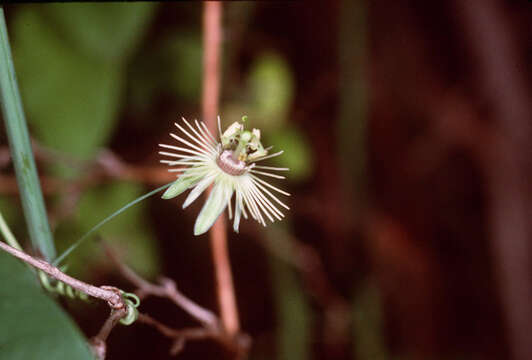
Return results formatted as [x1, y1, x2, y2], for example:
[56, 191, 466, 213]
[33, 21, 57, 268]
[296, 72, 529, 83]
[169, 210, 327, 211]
[90, 307, 128, 360]
[0, 240, 125, 309]
[104, 243, 250, 357]
[202, 1, 241, 338]
[103, 243, 218, 329]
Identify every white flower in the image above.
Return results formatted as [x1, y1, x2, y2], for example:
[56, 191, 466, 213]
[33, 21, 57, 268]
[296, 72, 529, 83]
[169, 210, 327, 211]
[159, 117, 290, 235]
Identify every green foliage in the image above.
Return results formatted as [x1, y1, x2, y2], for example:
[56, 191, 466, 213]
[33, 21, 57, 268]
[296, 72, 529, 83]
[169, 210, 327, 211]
[9, 4, 160, 278]
[0, 250, 93, 360]
[12, 7, 122, 177]
[268, 125, 313, 182]
[0, 8, 56, 260]
[11, 4, 156, 177]
[42, 3, 157, 64]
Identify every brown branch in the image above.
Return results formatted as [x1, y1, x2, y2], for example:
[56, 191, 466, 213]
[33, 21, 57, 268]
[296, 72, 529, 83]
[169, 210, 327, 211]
[0, 240, 129, 360]
[104, 242, 251, 357]
[202, 1, 241, 337]
[0, 240, 125, 309]
[90, 307, 128, 360]
[139, 313, 214, 341]
[138, 313, 215, 356]
[103, 243, 219, 329]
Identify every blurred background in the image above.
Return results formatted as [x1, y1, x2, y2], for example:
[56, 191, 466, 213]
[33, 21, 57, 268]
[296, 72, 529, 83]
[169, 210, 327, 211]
[1, 1, 531, 359]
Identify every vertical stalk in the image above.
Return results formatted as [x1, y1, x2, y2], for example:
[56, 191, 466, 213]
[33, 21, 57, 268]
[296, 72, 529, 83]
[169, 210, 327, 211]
[0, 7, 55, 261]
[202, 2, 240, 336]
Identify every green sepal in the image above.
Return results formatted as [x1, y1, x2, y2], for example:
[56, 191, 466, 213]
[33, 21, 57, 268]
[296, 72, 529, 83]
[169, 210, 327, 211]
[162, 174, 201, 199]
[194, 182, 233, 236]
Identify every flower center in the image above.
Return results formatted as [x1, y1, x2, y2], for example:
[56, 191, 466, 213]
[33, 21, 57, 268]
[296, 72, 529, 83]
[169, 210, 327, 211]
[216, 150, 247, 176]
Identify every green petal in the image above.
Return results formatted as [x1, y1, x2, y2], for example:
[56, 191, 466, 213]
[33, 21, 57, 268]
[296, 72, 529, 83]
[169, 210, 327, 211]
[161, 174, 201, 199]
[194, 182, 233, 235]
[183, 173, 216, 209]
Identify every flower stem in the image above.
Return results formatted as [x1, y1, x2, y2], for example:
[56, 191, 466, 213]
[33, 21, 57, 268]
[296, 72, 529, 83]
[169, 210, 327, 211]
[202, 1, 240, 336]
[0, 7, 56, 260]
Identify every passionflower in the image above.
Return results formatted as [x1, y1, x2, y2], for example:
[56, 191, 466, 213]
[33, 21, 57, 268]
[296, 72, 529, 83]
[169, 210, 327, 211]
[159, 116, 290, 235]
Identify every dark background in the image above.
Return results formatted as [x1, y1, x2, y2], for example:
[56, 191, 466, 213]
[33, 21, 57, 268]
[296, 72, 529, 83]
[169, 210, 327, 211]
[1, 1, 531, 359]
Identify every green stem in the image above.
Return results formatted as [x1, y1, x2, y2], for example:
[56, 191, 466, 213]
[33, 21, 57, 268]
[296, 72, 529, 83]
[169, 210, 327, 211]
[0, 7, 56, 260]
[0, 211, 22, 251]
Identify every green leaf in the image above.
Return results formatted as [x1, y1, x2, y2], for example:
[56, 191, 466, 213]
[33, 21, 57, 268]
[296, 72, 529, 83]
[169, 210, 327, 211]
[42, 3, 157, 63]
[194, 181, 233, 236]
[0, 250, 93, 360]
[12, 8, 123, 177]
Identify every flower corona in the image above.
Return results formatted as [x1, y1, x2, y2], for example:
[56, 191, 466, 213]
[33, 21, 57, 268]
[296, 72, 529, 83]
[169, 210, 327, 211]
[159, 116, 290, 235]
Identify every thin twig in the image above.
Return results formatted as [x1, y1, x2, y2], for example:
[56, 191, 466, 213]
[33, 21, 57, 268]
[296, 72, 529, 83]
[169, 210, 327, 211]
[103, 243, 219, 329]
[90, 307, 128, 360]
[202, 1, 241, 337]
[104, 242, 251, 356]
[0, 241, 125, 309]
[139, 313, 215, 340]
[138, 313, 216, 356]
